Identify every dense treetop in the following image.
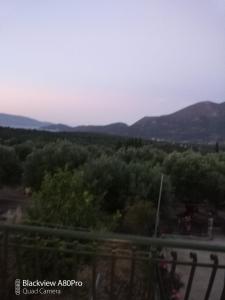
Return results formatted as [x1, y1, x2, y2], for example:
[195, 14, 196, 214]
[0, 126, 224, 233]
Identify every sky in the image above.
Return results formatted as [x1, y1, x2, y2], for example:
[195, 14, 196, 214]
[0, 0, 225, 125]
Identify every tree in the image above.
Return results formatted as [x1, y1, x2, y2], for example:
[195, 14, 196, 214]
[14, 142, 34, 161]
[0, 145, 22, 186]
[83, 156, 129, 213]
[27, 169, 99, 228]
[163, 151, 225, 206]
[23, 141, 88, 189]
[215, 142, 219, 153]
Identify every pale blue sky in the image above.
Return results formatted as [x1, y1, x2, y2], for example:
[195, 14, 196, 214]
[0, 0, 225, 125]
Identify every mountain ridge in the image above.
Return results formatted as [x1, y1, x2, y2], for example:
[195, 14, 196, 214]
[1, 101, 225, 142]
[0, 113, 51, 129]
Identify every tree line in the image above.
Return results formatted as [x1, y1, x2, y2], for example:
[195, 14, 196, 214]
[0, 127, 224, 234]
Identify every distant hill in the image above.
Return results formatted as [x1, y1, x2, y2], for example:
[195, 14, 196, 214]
[0, 113, 51, 129]
[43, 101, 225, 142]
[73, 123, 129, 136]
[130, 101, 225, 142]
[42, 122, 129, 136]
[2, 101, 225, 142]
[42, 123, 74, 132]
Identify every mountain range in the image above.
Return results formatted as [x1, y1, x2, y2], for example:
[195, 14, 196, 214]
[1, 101, 225, 142]
[0, 113, 51, 129]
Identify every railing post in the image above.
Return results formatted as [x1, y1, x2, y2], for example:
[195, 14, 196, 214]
[157, 255, 168, 300]
[204, 254, 218, 300]
[91, 256, 97, 300]
[1, 229, 9, 300]
[110, 247, 116, 300]
[127, 246, 136, 300]
[15, 234, 22, 278]
[34, 234, 40, 280]
[184, 252, 197, 300]
[170, 251, 177, 277]
[53, 245, 59, 281]
[220, 279, 225, 300]
[147, 249, 158, 300]
[72, 241, 78, 299]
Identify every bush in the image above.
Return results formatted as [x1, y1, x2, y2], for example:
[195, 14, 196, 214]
[123, 201, 156, 235]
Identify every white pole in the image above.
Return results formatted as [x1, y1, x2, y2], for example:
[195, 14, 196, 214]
[154, 174, 164, 237]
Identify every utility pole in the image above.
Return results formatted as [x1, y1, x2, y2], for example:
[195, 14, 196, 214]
[154, 174, 164, 237]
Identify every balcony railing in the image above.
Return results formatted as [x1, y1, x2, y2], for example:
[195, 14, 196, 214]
[0, 223, 225, 300]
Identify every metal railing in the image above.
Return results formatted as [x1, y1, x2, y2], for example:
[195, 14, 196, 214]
[0, 223, 225, 300]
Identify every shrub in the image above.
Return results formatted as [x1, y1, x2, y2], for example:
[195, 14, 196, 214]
[123, 201, 156, 235]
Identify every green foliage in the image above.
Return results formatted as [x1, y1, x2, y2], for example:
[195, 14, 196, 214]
[117, 146, 166, 164]
[0, 145, 22, 185]
[2, 126, 225, 232]
[14, 141, 34, 161]
[123, 201, 156, 235]
[27, 169, 99, 228]
[164, 151, 225, 206]
[27, 169, 122, 231]
[83, 155, 129, 213]
[23, 141, 88, 190]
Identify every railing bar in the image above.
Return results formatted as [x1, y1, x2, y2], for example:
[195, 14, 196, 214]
[91, 258, 97, 300]
[72, 242, 78, 299]
[127, 246, 136, 300]
[157, 265, 168, 300]
[184, 252, 197, 300]
[15, 236, 22, 280]
[204, 255, 219, 300]
[2, 223, 225, 252]
[110, 249, 116, 300]
[34, 235, 40, 280]
[4, 240, 225, 269]
[2, 240, 225, 272]
[53, 247, 59, 280]
[146, 254, 156, 300]
[220, 279, 225, 300]
[170, 251, 177, 277]
[2, 241, 219, 261]
[1, 229, 8, 300]
[154, 258, 225, 269]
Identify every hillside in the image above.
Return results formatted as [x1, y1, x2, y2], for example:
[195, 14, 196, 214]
[0, 113, 51, 129]
[1, 101, 225, 142]
[130, 101, 225, 142]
